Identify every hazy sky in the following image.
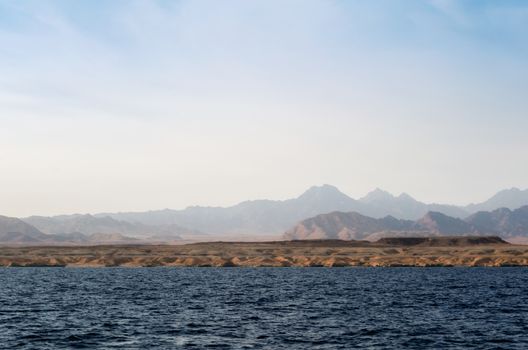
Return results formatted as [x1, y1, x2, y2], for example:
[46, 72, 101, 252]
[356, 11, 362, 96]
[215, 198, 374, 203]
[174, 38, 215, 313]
[1, 0, 527, 217]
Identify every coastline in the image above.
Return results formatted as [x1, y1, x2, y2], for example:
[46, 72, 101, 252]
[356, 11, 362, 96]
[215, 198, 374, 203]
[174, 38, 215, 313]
[1, 238, 527, 267]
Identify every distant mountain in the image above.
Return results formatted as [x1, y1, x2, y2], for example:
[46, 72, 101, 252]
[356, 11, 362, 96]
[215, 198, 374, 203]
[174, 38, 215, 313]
[284, 207, 528, 241]
[0, 215, 48, 243]
[3, 185, 527, 240]
[465, 188, 528, 213]
[283, 211, 417, 240]
[23, 214, 188, 239]
[466, 206, 528, 238]
[93, 185, 528, 236]
[359, 188, 468, 219]
[416, 212, 478, 235]
[358, 187, 528, 220]
[97, 185, 369, 235]
[0, 215, 141, 245]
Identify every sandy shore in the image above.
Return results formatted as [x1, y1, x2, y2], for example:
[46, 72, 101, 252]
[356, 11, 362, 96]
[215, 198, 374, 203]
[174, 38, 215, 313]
[1, 238, 528, 267]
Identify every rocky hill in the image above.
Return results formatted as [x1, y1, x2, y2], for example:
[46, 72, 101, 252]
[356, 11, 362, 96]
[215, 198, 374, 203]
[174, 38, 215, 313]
[284, 206, 528, 241]
[466, 206, 528, 238]
[282, 211, 417, 240]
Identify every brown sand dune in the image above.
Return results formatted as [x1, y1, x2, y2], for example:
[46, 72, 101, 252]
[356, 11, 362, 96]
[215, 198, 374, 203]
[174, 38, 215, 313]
[0, 236, 527, 267]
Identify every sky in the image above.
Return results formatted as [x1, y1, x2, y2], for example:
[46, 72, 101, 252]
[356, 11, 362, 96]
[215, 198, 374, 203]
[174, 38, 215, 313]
[1, 0, 528, 217]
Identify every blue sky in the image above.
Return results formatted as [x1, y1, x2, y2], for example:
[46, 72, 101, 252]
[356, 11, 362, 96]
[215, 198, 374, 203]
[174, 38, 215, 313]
[0, 0, 527, 216]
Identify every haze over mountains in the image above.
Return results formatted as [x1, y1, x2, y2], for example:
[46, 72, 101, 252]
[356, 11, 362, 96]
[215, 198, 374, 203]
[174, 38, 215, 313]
[23, 214, 197, 239]
[0, 185, 528, 244]
[95, 185, 528, 235]
[465, 188, 528, 213]
[0, 215, 138, 244]
[0, 216, 49, 243]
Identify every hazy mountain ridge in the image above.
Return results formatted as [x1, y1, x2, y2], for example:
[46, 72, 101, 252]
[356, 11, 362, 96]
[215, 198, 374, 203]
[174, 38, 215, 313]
[96, 185, 366, 234]
[95, 185, 528, 235]
[2, 185, 527, 241]
[284, 206, 528, 241]
[466, 188, 528, 213]
[0, 214, 191, 244]
[358, 188, 468, 219]
[416, 212, 478, 236]
[466, 206, 528, 238]
[0, 215, 49, 243]
[0, 215, 139, 244]
[23, 214, 190, 239]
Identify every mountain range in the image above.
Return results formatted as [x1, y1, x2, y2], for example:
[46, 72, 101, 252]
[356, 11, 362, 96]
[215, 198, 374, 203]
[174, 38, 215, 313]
[1, 185, 527, 244]
[94, 185, 528, 235]
[23, 214, 198, 239]
[0, 215, 139, 244]
[284, 206, 528, 241]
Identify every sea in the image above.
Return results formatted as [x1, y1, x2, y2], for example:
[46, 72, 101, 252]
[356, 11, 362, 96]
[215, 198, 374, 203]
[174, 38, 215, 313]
[1, 267, 527, 349]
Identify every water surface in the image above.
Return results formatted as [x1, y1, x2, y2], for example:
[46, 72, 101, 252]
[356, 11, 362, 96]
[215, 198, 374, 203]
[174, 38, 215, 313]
[1, 268, 527, 349]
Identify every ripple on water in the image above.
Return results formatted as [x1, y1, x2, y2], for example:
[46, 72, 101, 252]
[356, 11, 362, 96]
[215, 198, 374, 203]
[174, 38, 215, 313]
[0, 267, 528, 349]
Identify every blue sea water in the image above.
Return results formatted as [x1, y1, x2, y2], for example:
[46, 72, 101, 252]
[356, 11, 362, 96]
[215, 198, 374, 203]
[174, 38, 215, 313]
[1, 267, 528, 349]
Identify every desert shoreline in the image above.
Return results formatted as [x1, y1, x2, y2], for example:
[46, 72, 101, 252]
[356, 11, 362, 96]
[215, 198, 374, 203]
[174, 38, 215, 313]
[1, 237, 528, 268]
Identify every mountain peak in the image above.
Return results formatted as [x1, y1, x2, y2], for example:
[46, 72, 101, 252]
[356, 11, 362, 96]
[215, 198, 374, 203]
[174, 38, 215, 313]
[298, 184, 346, 199]
[417, 211, 475, 235]
[360, 188, 395, 203]
[491, 187, 523, 198]
[397, 192, 416, 201]
[466, 187, 528, 212]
